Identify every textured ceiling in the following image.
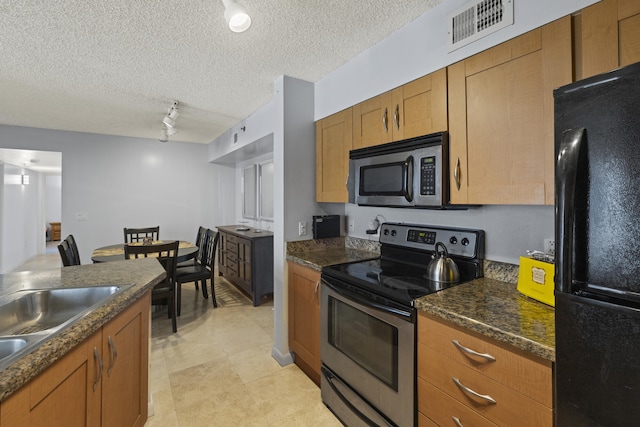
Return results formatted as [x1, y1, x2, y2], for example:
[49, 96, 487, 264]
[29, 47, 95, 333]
[0, 0, 445, 144]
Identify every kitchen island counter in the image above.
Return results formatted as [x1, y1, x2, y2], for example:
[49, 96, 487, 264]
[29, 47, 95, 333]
[415, 277, 555, 361]
[0, 258, 165, 401]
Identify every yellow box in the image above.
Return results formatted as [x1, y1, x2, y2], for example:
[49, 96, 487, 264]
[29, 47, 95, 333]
[517, 256, 555, 307]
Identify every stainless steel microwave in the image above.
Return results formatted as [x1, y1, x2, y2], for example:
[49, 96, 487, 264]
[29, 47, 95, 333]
[347, 132, 449, 208]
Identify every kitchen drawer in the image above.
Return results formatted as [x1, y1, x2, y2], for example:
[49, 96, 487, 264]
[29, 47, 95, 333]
[417, 410, 438, 427]
[419, 345, 552, 427]
[418, 313, 552, 406]
[418, 378, 497, 427]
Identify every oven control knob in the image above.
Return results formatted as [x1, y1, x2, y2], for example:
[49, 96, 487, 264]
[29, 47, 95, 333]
[449, 236, 457, 245]
[383, 228, 389, 235]
[391, 230, 397, 237]
[461, 237, 470, 246]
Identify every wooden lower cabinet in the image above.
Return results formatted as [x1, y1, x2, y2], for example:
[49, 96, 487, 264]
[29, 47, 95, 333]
[0, 292, 150, 427]
[287, 262, 321, 385]
[417, 312, 553, 427]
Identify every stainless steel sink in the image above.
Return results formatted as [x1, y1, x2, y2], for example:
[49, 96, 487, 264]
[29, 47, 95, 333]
[0, 285, 130, 371]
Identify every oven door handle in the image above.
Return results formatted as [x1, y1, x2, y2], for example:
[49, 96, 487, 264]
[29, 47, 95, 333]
[321, 366, 394, 427]
[322, 279, 415, 322]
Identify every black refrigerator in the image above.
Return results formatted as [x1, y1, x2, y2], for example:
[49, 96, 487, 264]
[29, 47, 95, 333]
[555, 61, 640, 426]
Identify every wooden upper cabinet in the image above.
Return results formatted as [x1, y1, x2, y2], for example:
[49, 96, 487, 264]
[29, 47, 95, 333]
[575, 0, 640, 80]
[353, 68, 448, 149]
[316, 108, 352, 203]
[447, 17, 572, 205]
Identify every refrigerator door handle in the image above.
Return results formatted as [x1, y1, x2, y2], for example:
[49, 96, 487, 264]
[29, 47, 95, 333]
[555, 128, 586, 294]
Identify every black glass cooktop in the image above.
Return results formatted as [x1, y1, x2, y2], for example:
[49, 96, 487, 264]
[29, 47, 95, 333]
[322, 258, 470, 307]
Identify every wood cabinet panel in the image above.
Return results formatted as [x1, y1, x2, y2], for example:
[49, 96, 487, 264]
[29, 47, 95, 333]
[352, 68, 448, 149]
[421, 346, 552, 427]
[576, 0, 640, 79]
[316, 108, 352, 202]
[1, 336, 95, 427]
[418, 378, 497, 427]
[352, 92, 393, 149]
[0, 292, 149, 427]
[101, 293, 149, 427]
[620, 13, 640, 66]
[395, 68, 448, 141]
[287, 262, 321, 385]
[447, 17, 571, 205]
[418, 313, 552, 406]
[417, 313, 553, 427]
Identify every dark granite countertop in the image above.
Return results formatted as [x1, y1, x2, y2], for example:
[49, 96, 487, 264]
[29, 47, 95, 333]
[217, 225, 273, 239]
[0, 259, 165, 401]
[415, 277, 555, 361]
[286, 247, 380, 271]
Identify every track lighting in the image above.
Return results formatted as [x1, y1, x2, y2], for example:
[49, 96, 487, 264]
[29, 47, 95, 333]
[222, 0, 251, 33]
[159, 101, 179, 142]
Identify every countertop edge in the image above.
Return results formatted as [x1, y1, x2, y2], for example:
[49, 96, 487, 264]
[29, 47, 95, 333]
[0, 259, 165, 401]
[418, 302, 555, 361]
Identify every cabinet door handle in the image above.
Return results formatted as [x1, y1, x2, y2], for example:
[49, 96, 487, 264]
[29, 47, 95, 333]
[382, 107, 389, 133]
[107, 335, 118, 377]
[454, 157, 461, 190]
[393, 104, 400, 131]
[452, 339, 496, 362]
[314, 280, 320, 305]
[452, 377, 497, 404]
[452, 416, 464, 427]
[93, 347, 104, 392]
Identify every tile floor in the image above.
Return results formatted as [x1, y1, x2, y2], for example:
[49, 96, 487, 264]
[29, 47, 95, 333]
[12, 243, 342, 427]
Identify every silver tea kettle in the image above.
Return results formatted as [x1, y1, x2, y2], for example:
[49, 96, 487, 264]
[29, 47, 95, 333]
[426, 242, 460, 284]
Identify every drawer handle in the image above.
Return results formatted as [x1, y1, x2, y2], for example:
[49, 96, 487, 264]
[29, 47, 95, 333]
[107, 335, 118, 377]
[382, 107, 389, 133]
[93, 347, 104, 392]
[452, 377, 497, 404]
[314, 280, 320, 305]
[452, 416, 464, 427]
[452, 339, 496, 362]
[454, 158, 461, 190]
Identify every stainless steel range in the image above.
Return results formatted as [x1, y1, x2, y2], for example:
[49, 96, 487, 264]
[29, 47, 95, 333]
[320, 223, 485, 427]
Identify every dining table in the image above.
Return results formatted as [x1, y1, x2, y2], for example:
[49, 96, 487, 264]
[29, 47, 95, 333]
[91, 240, 198, 263]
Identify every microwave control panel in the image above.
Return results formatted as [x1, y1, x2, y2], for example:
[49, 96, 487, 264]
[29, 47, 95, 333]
[420, 156, 436, 196]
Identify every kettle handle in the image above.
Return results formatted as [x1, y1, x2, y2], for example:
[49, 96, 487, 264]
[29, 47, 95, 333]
[435, 242, 449, 258]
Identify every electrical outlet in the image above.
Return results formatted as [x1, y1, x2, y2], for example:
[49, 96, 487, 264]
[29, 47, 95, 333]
[544, 239, 555, 255]
[298, 221, 307, 236]
[348, 220, 355, 232]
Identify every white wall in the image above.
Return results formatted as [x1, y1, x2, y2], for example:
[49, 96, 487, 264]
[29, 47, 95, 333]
[45, 174, 62, 230]
[315, 0, 599, 118]
[0, 125, 217, 266]
[1, 164, 43, 273]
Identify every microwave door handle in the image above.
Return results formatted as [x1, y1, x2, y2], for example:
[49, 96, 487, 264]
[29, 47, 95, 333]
[405, 156, 414, 202]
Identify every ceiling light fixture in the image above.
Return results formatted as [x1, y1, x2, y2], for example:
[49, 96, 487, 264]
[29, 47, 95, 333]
[159, 101, 179, 142]
[222, 0, 251, 33]
[159, 125, 168, 143]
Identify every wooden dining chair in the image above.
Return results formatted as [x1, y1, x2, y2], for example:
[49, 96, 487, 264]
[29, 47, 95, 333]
[57, 235, 81, 266]
[176, 229, 220, 315]
[66, 234, 81, 265]
[124, 226, 160, 243]
[124, 240, 179, 333]
[176, 226, 207, 293]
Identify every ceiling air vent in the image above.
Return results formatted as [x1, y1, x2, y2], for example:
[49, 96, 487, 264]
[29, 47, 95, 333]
[447, 0, 514, 52]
